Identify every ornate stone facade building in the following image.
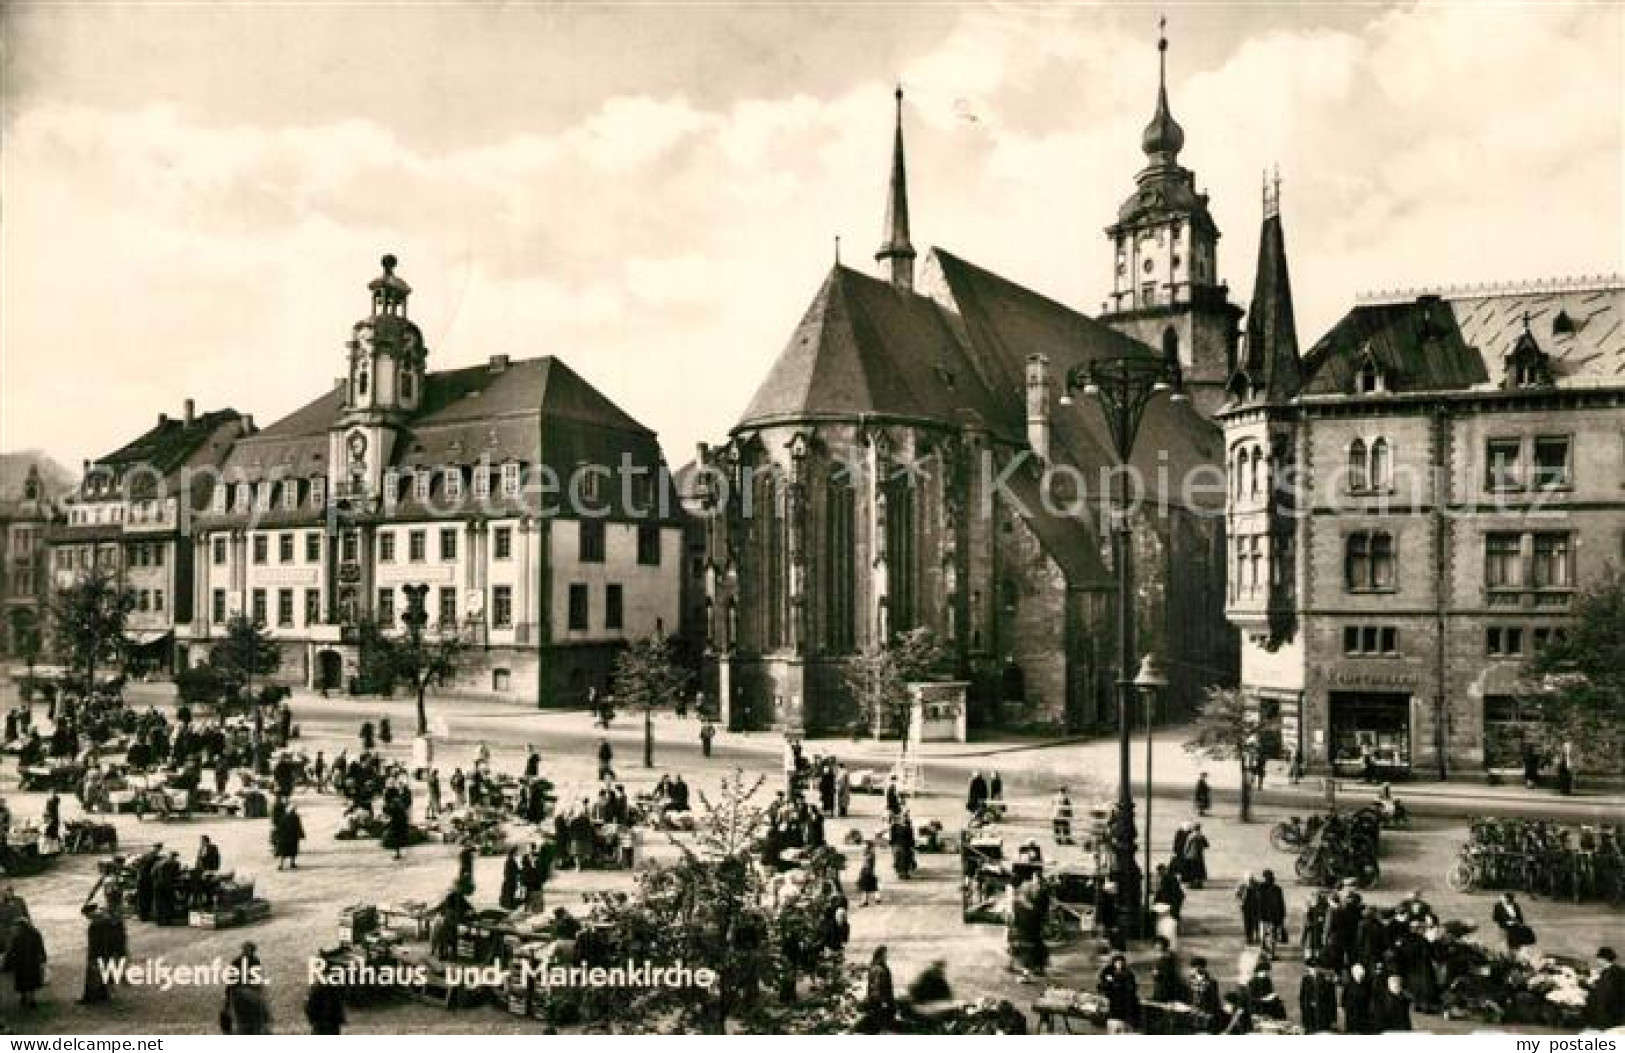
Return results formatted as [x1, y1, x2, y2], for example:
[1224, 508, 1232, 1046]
[1221, 202, 1625, 776]
[698, 44, 1241, 735]
[48, 404, 253, 673]
[177, 257, 684, 704]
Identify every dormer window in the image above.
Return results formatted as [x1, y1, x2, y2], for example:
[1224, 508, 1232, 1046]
[444, 468, 463, 502]
[212, 485, 227, 513]
[282, 481, 299, 511]
[1552, 310, 1575, 336]
[501, 461, 521, 498]
[415, 470, 432, 502]
[310, 477, 327, 509]
[1504, 317, 1555, 390]
[1354, 356, 1386, 394]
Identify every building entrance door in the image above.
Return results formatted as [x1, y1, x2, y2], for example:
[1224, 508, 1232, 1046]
[1329, 691, 1411, 777]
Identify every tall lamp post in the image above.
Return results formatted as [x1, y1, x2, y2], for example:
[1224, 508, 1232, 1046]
[1061, 354, 1185, 941]
[1135, 653, 1168, 924]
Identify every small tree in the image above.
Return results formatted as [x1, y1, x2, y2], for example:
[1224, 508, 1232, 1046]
[353, 616, 397, 695]
[50, 567, 133, 696]
[395, 584, 466, 737]
[208, 613, 283, 704]
[615, 633, 693, 768]
[586, 770, 852, 1033]
[9, 607, 43, 690]
[1523, 563, 1625, 777]
[841, 626, 947, 739]
[1184, 685, 1266, 821]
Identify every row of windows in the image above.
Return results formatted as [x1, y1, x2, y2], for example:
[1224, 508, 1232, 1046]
[210, 522, 659, 568]
[1342, 530, 1574, 594]
[566, 582, 624, 633]
[1486, 624, 1567, 658]
[1485, 531, 1573, 590]
[134, 588, 166, 614]
[1486, 435, 1571, 491]
[129, 542, 167, 568]
[1343, 624, 1398, 656]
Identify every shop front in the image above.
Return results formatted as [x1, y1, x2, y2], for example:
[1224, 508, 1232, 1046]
[1329, 690, 1412, 778]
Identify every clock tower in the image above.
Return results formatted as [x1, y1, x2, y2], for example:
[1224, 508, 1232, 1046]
[1099, 23, 1240, 417]
[329, 254, 428, 507]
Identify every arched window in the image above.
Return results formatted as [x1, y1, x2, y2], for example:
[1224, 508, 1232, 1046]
[357, 366, 370, 397]
[1249, 447, 1264, 497]
[885, 476, 917, 634]
[1233, 450, 1247, 500]
[1348, 439, 1368, 492]
[755, 470, 784, 649]
[824, 475, 856, 651]
[1369, 438, 1391, 491]
[1161, 326, 1180, 367]
[401, 370, 415, 401]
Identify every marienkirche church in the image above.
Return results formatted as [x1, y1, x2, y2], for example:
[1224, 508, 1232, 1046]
[698, 31, 1263, 734]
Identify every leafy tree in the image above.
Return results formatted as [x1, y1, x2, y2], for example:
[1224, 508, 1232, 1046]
[1524, 563, 1625, 776]
[8, 607, 43, 688]
[175, 663, 226, 706]
[207, 613, 283, 703]
[586, 770, 853, 1033]
[49, 567, 133, 695]
[353, 616, 398, 696]
[396, 584, 466, 736]
[1184, 685, 1267, 821]
[614, 633, 693, 767]
[841, 626, 947, 739]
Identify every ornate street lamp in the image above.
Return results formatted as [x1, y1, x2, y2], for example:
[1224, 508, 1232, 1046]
[1134, 653, 1168, 925]
[1060, 354, 1185, 940]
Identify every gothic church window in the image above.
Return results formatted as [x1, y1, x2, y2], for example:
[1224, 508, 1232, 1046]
[825, 476, 856, 651]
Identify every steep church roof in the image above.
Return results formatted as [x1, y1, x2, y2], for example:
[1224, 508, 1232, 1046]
[736, 263, 1006, 436]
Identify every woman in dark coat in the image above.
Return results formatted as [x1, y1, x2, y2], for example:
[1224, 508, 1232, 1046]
[1342, 963, 1375, 1034]
[8, 915, 48, 1007]
[305, 975, 347, 1034]
[382, 799, 410, 860]
[274, 806, 305, 870]
[859, 946, 895, 1033]
[1181, 823, 1210, 888]
[499, 848, 522, 910]
[1236, 874, 1261, 945]
[1257, 870, 1287, 944]
[456, 845, 476, 896]
[856, 843, 880, 906]
[80, 904, 127, 1005]
[1097, 954, 1140, 1030]
[1374, 974, 1412, 1032]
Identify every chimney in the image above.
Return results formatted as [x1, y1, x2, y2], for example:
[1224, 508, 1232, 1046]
[488, 354, 510, 373]
[334, 376, 346, 390]
[1025, 354, 1051, 462]
[184, 398, 195, 425]
[242, 414, 256, 434]
[157, 413, 169, 426]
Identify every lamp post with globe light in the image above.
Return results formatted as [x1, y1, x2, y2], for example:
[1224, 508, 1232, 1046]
[1060, 353, 1186, 940]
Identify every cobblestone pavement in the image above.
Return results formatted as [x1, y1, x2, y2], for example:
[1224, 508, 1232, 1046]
[1, 687, 1617, 1033]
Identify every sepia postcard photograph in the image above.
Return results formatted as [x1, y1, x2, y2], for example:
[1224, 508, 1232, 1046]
[1, 0, 1623, 1040]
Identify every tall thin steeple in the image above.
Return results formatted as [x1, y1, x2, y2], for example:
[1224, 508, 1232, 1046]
[1141, 17, 1185, 169]
[875, 84, 916, 291]
[1242, 171, 1301, 402]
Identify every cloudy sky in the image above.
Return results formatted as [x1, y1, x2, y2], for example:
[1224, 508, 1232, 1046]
[3, 2, 1621, 472]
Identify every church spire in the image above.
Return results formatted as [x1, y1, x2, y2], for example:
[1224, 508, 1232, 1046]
[1141, 17, 1185, 167]
[1240, 173, 1301, 402]
[875, 84, 916, 291]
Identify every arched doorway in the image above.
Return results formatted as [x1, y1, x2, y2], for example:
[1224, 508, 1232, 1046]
[316, 650, 343, 693]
